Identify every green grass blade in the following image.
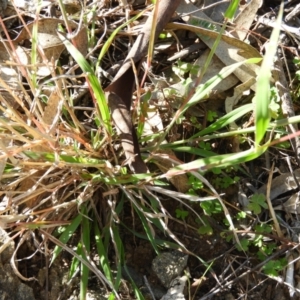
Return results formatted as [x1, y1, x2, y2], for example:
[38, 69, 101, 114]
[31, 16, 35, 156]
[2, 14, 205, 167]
[133, 205, 160, 254]
[57, 32, 112, 134]
[69, 244, 80, 279]
[97, 8, 147, 65]
[157, 54, 260, 146]
[187, 58, 260, 113]
[255, 3, 283, 146]
[80, 207, 90, 300]
[94, 222, 113, 284]
[172, 146, 217, 157]
[194, 103, 254, 137]
[110, 225, 124, 290]
[50, 213, 82, 266]
[159, 115, 300, 149]
[122, 265, 145, 300]
[224, 0, 240, 20]
[120, 222, 182, 249]
[164, 145, 268, 176]
[90, 173, 153, 185]
[42, 229, 118, 294]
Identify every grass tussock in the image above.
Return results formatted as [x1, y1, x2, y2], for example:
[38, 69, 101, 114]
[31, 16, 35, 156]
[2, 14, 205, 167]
[1, 0, 300, 299]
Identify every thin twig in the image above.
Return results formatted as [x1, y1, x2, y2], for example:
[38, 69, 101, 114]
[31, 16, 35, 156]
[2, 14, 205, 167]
[266, 163, 283, 238]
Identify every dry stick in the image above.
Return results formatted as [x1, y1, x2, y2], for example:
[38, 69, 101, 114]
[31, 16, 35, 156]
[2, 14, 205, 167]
[111, 0, 182, 82]
[266, 163, 283, 238]
[105, 0, 182, 173]
[285, 3, 300, 22]
[106, 91, 148, 173]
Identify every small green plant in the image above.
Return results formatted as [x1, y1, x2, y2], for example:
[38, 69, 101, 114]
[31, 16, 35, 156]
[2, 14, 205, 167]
[292, 56, 300, 101]
[293, 56, 300, 80]
[207, 110, 218, 122]
[224, 218, 287, 277]
[175, 208, 189, 220]
[172, 60, 200, 79]
[197, 216, 213, 235]
[247, 193, 268, 214]
[213, 175, 240, 189]
[254, 223, 272, 234]
[262, 258, 287, 277]
[198, 141, 212, 151]
[188, 174, 204, 195]
[190, 116, 203, 130]
[235, 238, 250, 252]
[268, 87, 281, 119]
[200, 199, 223, 216]
[198, 224, 213, 235]
[236, 211, 247, 220]
[257, 242, 277, 261]
[211, 167, 240, 190]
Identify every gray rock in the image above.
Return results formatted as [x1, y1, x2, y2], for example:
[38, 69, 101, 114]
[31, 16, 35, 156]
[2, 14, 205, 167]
[160, 275, 188, 300]
[0, 269, 35, 300]
[0, 227, 35, 300]
[152, 251, 188, 288]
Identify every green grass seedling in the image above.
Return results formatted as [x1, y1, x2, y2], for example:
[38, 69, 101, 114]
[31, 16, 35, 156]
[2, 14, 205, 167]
[255, 3, 283, 146]
[58, 32, 112, 134]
